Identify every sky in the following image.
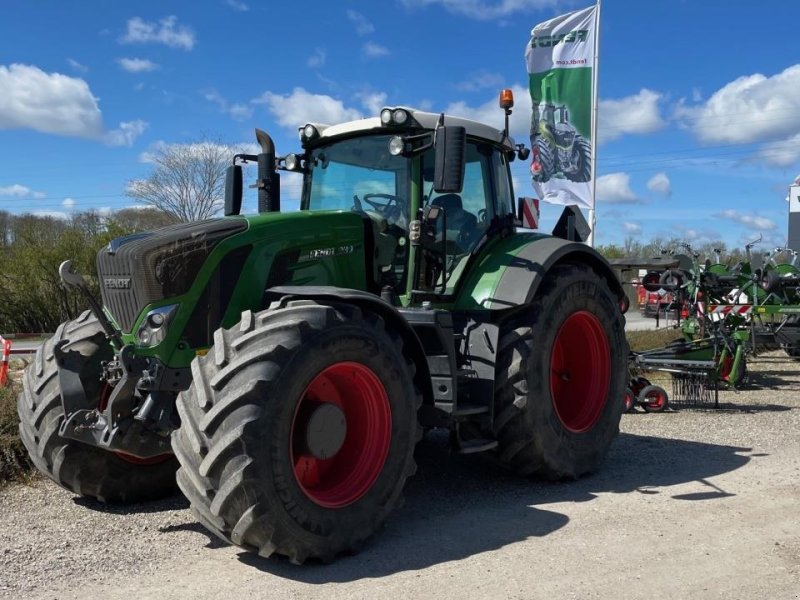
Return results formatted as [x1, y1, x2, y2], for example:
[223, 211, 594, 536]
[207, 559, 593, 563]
[1, 0, 799, 251]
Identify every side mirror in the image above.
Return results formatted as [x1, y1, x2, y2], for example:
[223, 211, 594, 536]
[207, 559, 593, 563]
[433, 126, 466, 194]
[224, 165, 243, 216]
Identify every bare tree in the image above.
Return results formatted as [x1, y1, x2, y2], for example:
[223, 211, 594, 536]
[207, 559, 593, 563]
[126, 140, 238, 222]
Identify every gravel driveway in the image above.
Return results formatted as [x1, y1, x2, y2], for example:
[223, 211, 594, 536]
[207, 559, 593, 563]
[1, 352, 799, 600]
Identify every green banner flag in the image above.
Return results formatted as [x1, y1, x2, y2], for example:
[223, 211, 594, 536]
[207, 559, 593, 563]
[526, 5, 598, 210]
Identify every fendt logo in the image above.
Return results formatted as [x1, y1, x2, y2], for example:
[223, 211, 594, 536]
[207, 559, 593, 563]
[104, 277, 131, 289]
[530, 29, 588, 48]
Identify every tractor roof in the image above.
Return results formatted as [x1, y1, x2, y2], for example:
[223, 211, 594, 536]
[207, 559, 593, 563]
[301, 107, 515, 150]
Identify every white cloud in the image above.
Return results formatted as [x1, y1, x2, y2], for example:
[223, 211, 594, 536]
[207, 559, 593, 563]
[117, 57, 159, 73]
[622, 222, 641, 234]
[445, 83, 531, 140]
[0, 184, 45, 198]
[307, 48, 326, 69]
[228, 104, 252, 121]
[357, 91, 388, 115]
[714, 209, 776, 231]
[675, 64, 800, 145]
[346, 10, 375, 35]
[203, 90, 253, 121]
[599, 89, 665, 144]
[456, 70, 505, 92]
[399, 0, 558, 20]
[363, 42, 390, 58]
[120, 16, 196, 50]
[62, 198, 76, 208]
[67, 58, 88, 73]
[226, 0, 249, 11]
[0, 64, 103, 138]
[756, 133, 800, 167]
[106, 120, 148, 146]
[596, 172, 639, 204]
[646, 172, 671, 196]
[253, 87, 363, 128]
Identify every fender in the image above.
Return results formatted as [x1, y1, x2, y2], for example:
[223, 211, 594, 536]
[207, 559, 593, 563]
[455, 232, 624, 312]
[264, 286, 435, 404]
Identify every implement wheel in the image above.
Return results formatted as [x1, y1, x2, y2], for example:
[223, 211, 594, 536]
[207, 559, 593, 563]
[172, 300, 421, 563]
[639, 385, 669, 413]
[493, 264, 628, 478]
[17, 311, 178, 502]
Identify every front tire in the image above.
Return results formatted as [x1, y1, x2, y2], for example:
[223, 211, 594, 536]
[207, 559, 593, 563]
[566, 136, 591, 182]
[172, 300, 421, 563]
[493, 264, 628, 478]
[17, 311, 178, 502]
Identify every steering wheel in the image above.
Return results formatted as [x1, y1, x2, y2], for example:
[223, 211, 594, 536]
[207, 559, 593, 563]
[362, 193, 401, 214]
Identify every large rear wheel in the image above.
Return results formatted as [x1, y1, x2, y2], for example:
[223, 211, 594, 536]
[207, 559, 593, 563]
[172, 300, 421, 563]
[17, 311, 178, 502]
[493, 264, 628, 478]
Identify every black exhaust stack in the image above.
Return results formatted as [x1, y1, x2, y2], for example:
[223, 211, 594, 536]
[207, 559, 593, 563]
[255, 128, 280, 213]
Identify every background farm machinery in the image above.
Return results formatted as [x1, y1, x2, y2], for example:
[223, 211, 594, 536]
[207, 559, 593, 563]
[614, 239, 800, 409]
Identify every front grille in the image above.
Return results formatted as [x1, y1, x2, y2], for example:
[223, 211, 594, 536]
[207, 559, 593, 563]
[97, 218, 248, 332]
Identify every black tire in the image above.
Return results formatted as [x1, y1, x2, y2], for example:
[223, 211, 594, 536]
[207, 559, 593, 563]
[530, 136, 555, 183]
[493, 264, 628, 479]
[639, 384, 669, 413]
[17, 310, 178, 502]
[172, 300, 422, 563]
[566, 136, 591, 182]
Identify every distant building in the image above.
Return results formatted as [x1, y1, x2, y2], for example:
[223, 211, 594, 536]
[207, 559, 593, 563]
[790, 177, 800, 252]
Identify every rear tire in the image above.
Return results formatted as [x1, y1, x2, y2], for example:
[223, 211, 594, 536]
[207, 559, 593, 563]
[17, 311, 178, 503]
[172, 300, 421, 563]
[493, 264, 628, 478]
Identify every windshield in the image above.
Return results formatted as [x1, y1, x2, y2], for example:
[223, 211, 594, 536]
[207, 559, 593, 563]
[303, 134, 411, 229]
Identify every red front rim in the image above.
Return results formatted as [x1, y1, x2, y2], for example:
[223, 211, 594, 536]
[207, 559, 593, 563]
[291, 362, 392, 508]
[550, 311, 611, 433]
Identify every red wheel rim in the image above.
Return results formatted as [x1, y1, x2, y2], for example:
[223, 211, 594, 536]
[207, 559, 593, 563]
[644, 390, 666, 410]
[550, 311, 611, 433]
[291, 362, 392, 508]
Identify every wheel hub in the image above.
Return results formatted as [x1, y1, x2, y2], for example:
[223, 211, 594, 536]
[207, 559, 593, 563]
[304, 403, 347, 460]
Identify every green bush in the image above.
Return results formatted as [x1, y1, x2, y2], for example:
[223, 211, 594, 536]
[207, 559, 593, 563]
[0, 380, 30, 485]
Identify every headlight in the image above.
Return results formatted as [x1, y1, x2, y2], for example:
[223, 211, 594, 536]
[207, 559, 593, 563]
[136, 305, 178, 348]
[379, 107, 412, 127]
[301, 124, 319, 142]
[284, 153, 300, 171]
[388, 136, 406, 156]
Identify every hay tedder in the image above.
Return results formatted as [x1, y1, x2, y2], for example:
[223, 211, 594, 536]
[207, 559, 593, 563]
[616, 238, 800, 409]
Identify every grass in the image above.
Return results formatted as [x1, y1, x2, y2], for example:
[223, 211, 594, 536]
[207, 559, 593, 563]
[0, 328, 687, 487]
[626, 328, 682, 353]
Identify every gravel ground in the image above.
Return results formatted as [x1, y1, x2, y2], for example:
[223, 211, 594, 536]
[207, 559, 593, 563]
[1, 351, 799, 600]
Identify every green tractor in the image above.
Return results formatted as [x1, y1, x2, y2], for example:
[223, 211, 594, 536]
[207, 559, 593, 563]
[18, 91, 628, 563]
[530, 103, 591, 183]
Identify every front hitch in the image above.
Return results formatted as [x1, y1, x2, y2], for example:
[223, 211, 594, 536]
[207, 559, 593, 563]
[59, 260, 123, 347]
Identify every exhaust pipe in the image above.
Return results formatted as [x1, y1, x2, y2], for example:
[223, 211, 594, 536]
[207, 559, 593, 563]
[255, 128, 280, 213]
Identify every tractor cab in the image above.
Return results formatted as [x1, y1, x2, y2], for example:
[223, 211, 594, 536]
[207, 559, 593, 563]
[275, 102, 526, 302]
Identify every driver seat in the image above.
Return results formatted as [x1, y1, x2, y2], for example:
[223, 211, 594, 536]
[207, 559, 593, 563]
[431, 194, 477, 253]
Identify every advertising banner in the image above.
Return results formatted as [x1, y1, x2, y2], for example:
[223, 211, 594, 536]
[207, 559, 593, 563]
[526, 5, 598, 209]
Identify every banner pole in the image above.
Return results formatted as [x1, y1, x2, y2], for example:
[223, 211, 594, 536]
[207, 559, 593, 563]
[588, 0, 601, 247]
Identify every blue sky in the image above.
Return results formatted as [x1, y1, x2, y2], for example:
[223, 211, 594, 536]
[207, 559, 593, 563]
[1, 0, 798, 250]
